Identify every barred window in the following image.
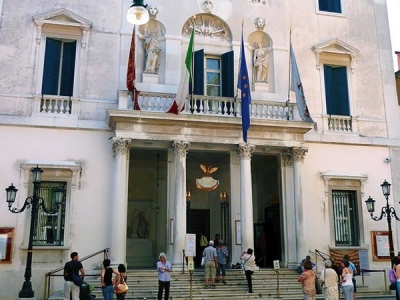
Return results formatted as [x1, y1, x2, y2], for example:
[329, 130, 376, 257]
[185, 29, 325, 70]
[33, 181, 67, 246]
[332, 190, 359, 246]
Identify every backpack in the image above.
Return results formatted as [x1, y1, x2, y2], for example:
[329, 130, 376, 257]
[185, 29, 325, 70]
[389, 268, 397, 283]
[80, 282, 93, 300]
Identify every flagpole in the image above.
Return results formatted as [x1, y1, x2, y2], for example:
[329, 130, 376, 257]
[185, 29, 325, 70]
[286, 29, 292, 120]
[190, 15, 196, 112]
[234, 20, 244, 115]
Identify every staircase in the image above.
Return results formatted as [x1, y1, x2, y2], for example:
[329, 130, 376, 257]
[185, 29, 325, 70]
[49, 268, 394, 300]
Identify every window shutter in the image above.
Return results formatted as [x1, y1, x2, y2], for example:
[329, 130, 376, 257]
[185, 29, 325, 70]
[221, 51, 234, 97]
[42, 38, 62, 95]
[193, 49, 204, 95]
[333, 66, 350, 116]
[324, 65, 349, 116]
[60, 41, 76, 96]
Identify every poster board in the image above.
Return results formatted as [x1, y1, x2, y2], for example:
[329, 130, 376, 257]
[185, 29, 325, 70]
[371, 231, 391, 261]
[0, 228, 14, 264]
[169, 219, 174, 244]
[186, 233, 196, 257]
[235, 220, 241, 245]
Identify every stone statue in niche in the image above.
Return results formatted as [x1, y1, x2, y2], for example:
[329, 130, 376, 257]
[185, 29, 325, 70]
[137, 211, 150, 238]
[144, 31, 162, 73]
[253, 43, 270, 82]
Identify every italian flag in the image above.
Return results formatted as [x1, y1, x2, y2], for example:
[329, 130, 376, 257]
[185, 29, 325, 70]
[167, 29, 194, 114]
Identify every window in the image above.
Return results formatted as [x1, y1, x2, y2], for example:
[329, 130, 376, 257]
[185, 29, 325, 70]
[332, 190, 359, 246]
[42, 38, 77, 97]
[205, 57, 221, 96]
[33, 181, 67, 246]
[193, 50, 234, 97]
[324, 65, 350, 116]
[318, 0, 341, 13]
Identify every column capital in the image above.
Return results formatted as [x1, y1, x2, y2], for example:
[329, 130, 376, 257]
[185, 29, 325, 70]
[292, 147, 308, 162]
[236, 143, 256, 159]
[172, 140, 191, 158]
[112, 138, 132, 156]
[282, 150, 294, 166]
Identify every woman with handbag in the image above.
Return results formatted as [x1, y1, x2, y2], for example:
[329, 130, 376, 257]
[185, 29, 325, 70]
[115, 264, 128, 300]
[240, 248, 256, 294]
[101, 259, 119, 300]
[320, 260, 339, 300]
[298, 260, 316, 300]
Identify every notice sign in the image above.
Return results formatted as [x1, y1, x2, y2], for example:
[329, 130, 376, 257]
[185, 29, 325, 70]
[273, 260, 280, 269]
[186, 234, 196, 257]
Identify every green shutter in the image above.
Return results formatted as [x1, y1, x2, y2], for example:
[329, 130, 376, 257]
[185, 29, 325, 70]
[42, 38, 62, 95]
[60, 41, 76, 96]
[193, 49, 204, 95]
[221, 51, 234, 97]
[324, 65, 350, 116]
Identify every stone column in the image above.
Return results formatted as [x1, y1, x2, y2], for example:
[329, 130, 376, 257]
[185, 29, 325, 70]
[110, 138, 131, 265]
[293, 147, 308, 262]
[171, 140, 191, 266]
[237, 143, 255, 252]
[281, 150, 297, 268]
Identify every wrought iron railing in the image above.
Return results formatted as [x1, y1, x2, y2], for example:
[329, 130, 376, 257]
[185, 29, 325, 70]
[44, 248, 109, 299]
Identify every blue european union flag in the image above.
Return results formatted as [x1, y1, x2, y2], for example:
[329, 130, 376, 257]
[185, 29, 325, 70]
[237, 31, 251, 143]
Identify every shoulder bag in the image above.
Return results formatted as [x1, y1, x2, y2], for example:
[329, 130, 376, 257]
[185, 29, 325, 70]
[315, 274, 323, 294]
[115, 275, 129, 294]
[69, 262, 83, 286]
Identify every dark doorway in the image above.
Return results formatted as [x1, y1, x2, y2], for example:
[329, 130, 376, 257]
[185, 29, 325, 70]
[187, 209, 210, 266]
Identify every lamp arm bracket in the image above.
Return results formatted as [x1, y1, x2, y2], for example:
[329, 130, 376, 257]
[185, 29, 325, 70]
[38, 197, 62, 215]
[371, 207, 385, 221]
[8, 196, 33, 214]
[389, 207, 400, 221]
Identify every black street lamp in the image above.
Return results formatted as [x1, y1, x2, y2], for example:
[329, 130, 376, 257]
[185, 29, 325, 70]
[5, 166, 65, 298]
[365, 180, 400, 262]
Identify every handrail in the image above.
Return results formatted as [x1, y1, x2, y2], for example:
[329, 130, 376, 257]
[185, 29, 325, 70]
[44, 248, 109, 299]
[359, 269, 389, 294]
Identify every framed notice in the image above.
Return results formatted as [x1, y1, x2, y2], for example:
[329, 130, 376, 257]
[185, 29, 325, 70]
[235, 220, 241, 245]
[169, 219, 174, 245]
[0, 228, 14, 264]
[371, 231, 390, 261]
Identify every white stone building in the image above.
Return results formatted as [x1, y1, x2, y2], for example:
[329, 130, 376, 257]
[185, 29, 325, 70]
[1, 0, 400, 298]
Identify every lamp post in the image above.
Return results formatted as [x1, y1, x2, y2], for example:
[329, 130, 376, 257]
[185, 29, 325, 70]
[365, 180, 400, 262]
[5, 166, 65, 298]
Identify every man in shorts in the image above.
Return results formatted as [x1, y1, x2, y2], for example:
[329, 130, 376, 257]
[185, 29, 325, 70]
[203, 240, 218, 289]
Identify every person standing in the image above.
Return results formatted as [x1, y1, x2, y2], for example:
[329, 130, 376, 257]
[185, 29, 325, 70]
[203, 240, 218, 289]
[101, 259, 119, 300]
[340, 259, 354, 300]
[395, 256, 400, 300]
[344, 254, 357, 300]
[199, 232, 208, 266]
[320, 260, 339, 300]
[213, 234, 220, 249]
[298, 260, 316, 300]
[241, 248, 256, 294]
[115, 264, 128, 300]
[216, 240, 228, 284]
[157, 252, 172, 300]
[63, 251, 85, 300]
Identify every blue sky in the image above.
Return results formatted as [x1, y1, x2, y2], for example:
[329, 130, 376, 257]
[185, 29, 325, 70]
[387, 0, 399, 71]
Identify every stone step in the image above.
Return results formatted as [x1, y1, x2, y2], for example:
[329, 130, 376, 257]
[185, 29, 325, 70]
[50, 268, 392, 300]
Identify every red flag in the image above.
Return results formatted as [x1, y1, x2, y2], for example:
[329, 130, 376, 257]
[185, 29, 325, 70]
[127, 27, 140, 110]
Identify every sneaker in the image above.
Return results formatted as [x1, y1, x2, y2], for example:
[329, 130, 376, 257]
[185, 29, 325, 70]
[205, 285, 209, 289]
[223, 280, 227, 284]
[212, 285, 216, 289]
[247, 291, 254, 294]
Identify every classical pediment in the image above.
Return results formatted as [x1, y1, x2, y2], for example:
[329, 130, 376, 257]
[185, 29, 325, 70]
[33, 8, 92, 30]
[311, 38, 359, 72]
[312, 38, 359, 56]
